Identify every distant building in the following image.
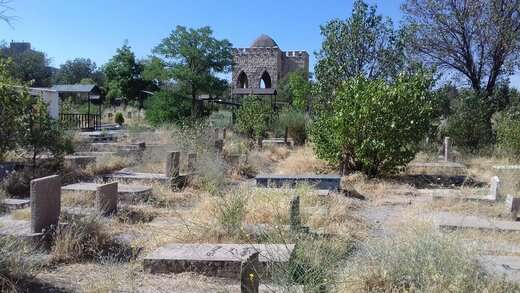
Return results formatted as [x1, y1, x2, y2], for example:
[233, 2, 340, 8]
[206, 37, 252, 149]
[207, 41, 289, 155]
[2, 41, 32, 54]
[51, 84, 101, 103]
[232, 34, 309, 97]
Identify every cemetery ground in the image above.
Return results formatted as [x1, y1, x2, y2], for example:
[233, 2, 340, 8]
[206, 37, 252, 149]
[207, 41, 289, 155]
[2, 127, 520, 292]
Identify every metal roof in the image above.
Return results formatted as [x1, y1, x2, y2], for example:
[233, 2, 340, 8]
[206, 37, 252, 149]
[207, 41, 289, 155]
[51, 84, 97, 93]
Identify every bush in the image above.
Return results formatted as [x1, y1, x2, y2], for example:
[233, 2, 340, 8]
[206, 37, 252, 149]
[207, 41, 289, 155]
[443, 90, 493, 152]
[114, 112, 125, 125]
[236, 96, 273, 142]
[310, 73, 434, 176]
[496, 110, 520, 157]
[0, 237, 44, 289]
[144, 90, 191, 126]
[275, 108, 308, 145]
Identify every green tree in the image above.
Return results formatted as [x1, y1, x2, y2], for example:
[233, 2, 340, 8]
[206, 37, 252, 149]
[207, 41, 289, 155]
[54, 58, 105, 86]
[310, 72, 434, 177]
[103, 42, 149, 105]
[153, 26, 233, 118]
[236, 96, 273, 142]
[144, 90, 191, 126]
[1, 46, 53, 87]
[0, 60, 28, 161]
[315, 0, 406, 98]
[278, 70, 311, 111]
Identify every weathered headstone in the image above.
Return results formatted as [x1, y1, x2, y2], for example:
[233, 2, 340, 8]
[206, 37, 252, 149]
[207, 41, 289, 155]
[443, 137, 452, 162]
[489, 176, 500, 200]
[494, 166, 520, 201]
[241, 252, 260, 293]
[30, 175, 61, 233]
[187, 153, 197, 172]
[289, 195, 301, 231]
[165, 151, 180, 178]
[506, 195, 520, 221]
[96, 182, 118, 216]
[223, 128, 227, 140]
[215, 139, 224, 155]
[215, 128, 221, 140]
[127, 111, 132, 119]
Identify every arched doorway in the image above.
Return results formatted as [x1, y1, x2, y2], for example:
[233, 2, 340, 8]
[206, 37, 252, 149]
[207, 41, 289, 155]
[237, 71, 248, 88]
[259, 71, 272, 89]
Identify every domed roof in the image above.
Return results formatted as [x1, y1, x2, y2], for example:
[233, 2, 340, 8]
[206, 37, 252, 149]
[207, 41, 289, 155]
[250, 34, 278, 48]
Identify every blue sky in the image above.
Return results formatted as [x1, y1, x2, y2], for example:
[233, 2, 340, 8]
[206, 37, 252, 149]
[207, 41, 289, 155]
[1, 0, 518, 86]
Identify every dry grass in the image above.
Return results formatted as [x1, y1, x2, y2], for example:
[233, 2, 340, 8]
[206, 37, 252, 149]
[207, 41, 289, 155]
[10, 208, 30, 221]
[465, 156, 519, 182]
[273, 146, 333, 175]
[83, 154, 131, 177]
[61, 191, 95, 208]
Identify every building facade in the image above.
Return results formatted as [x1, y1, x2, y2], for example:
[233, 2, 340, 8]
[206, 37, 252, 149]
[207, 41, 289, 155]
[232, 34, 309, 96]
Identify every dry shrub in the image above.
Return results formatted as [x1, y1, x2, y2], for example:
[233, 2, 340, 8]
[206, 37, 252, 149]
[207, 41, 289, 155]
[466, 156, 519, 183]
[243, 146, 290, 176]
[61, 191, 95, 208]
[342, 172, 415, 201]
[116, 206, 157, 224]
[149, 184, 200, 209]
[339, 224, 519, 292]
[10, 208, 31, 221]
[0, 236, 44, 289]
[83, 155, 131, 177]
[274, 146, 332, 175]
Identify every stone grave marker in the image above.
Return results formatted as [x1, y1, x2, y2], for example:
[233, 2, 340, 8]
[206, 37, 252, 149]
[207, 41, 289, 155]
[215, 139, 224, 155]
[188, 153, 197, 173]
[165, 151, 180, 178]
[505, 195, 520, 221]
[143, 243, 295, 278]
[31, 175, 61, 233]
[241, 252, 260, 293]
[494, 166, 520, 201]
[289, 195, 301, 231]
[443, 137, 452, 162]
[96, 182, 118, 216]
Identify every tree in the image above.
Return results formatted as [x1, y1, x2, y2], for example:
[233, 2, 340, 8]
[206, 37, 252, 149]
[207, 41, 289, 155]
[402, 0, 520, 98]
[1, 47, 53, 87]
[236, 96, 273, 143]
[144, 90, 192, 126]
[310, 72, 434, 177]
[104, 42, 149, 105]
[278, 70, 312, 111]
[315, 0, 406, 97]
[153, 26, 233, 118]
[54, 58, 105, 86]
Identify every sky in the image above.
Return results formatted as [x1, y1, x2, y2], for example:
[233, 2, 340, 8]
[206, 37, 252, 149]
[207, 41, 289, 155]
[1, 0, 519, 86]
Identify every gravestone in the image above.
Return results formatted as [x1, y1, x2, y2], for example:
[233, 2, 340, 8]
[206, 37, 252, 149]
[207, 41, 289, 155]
[143, 243, 295, 277]
[489, 176, 500, 200]
[241, 252, 260, 293]
[289, 195, 301, 231]
[215, 139, 224, 155]
[96, 182, 118, 216]
[434, 212, 520, 232]
[165, 152, 180, 178]
[494, 166, 520, 201]
[127, 112, 132, 119]
[188, 153, 197, 172]
[506, 195, 520, 221]
[444, 137, 452, 162]
[30, 175, 61, 233]
[215, 128, 221, 140]
[223, 128, 227, 140]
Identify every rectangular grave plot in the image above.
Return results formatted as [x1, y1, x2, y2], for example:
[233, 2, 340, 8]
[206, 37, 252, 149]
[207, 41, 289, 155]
[256, 175, 341, 191]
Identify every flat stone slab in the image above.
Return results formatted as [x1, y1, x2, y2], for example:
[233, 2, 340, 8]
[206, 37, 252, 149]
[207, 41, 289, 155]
[479, 255, 520, 283]
[62, 183, 152, 201]
[256, 175, 341, 190]
[103, 171, 171, 185]
[434, 212, 520, 232]
[143, 243, 295, 278]
[1, 198, 30, 211]
[74, 151, 117, 157]
[0, 215, 44, 241]
[406, 162, 467, 177]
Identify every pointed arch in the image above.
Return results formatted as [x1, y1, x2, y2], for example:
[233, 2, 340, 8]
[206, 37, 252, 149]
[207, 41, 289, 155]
[259, 71, 272, 89]
[237, 71, 249, 88]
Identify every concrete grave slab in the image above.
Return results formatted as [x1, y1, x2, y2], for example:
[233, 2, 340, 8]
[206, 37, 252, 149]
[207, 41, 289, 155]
[1, 198, 30, 211]
[434, 212, 520, 232]
[64, 155, 96, 169]
[143, 243, 295, 278]
[102, 171, 172, 185]
[406, 162, 467, 177]
[0, 215, 44, 242]
[61, 182, 152, 202]
[479, 255, 520, 283]
[256, 175, 341, 190]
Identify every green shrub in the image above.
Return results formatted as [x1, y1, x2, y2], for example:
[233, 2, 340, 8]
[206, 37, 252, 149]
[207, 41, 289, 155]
[496, 110, 520, 157]
[216, 193, 247, 238]
[310, 73, 434, 176]
[236, 96, 273, 141]
[275, 108, 308, 145]
[443, 90, 493, 152]
[144, 90, 191, 126]
[114, 112, 125, 125]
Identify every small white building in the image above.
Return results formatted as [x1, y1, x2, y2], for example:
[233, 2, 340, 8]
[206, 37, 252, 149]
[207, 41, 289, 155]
[28, 87, 60, 119]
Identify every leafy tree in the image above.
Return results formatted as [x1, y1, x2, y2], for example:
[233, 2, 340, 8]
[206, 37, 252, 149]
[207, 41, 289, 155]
[142, 56, 170, 87]
[0, 60, 28, 161]
[278, 70, 311, 111]
[153, 26, 233, 118]
[315, 0, 406, 97]
[54, 58, 105, 86]
[1, 46, 53, 87]
[104, 42, 151, 105]
[497, 108, 520, 157]
[114, 112, 124, 125]
[144, 90, 191, 126]
[274, 108, 308, 145]
[236, 96, 273, 142]
[402, 0, 520, 98]
[310, 72, 434, 177]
